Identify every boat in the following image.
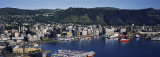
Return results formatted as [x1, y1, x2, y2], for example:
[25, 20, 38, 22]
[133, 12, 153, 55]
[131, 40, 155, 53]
[135, 34, 140, 38]
[88, 38, 92, 40]
[104, 35, 109, 38]
[108, 33, 119, 39]
[88, 54, 94, 57]
[151, 36, 160, 41]
[120, 39, 130, 42]
[120, 35, 126, 39]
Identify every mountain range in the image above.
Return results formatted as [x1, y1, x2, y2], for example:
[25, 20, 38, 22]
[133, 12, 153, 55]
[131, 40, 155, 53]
[0, 7, 160, 26]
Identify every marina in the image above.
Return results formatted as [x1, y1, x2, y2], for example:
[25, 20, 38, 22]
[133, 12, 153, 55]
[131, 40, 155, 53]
[51, 50, 95, 57]
[56, 37, 93, 41]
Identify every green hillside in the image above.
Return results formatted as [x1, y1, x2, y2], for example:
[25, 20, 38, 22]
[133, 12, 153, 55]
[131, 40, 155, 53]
[0, 7, 160, 26]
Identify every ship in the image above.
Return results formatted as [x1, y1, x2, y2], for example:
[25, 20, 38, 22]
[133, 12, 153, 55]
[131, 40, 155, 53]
[120, 39, 130, 42]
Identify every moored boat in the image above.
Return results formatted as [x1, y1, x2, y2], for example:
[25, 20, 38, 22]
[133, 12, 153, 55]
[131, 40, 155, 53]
[107, 33, 119, 39]
[88, 54, 94, 57]
[120, 39, 130, 42]
[151, 36, 160, 41]
[135, 34, 140, 38]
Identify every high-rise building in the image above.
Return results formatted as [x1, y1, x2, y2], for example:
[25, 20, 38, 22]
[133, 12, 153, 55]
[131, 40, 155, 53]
[82, 30, 87, 36]
[73, 29, 77, 37]
[14, 32, 19, 37]
[87, 29, 91, 35]
[60, 28, 63, 35]
[99, 25, 102, 34]
[68, 26, 73, 33]
[32, 35, 38, 41]
[0, 26, 2, 34]
[0, 24, 5, 34]
[18, 26, 21, 32]
[77, 30, 81, 37]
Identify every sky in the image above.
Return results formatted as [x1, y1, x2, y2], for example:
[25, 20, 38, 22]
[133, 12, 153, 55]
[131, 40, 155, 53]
[0, 0, 159, 9]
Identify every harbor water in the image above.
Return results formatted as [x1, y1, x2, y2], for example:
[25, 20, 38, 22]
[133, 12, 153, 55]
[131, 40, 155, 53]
[40, 38, 160, 57]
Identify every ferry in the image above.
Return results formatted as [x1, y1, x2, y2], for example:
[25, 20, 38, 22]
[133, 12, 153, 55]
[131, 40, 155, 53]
[120, 39, 130, 42]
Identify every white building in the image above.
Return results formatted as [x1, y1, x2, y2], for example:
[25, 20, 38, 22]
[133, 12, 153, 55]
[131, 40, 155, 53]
[68, 26, 73, 33]
[42, 29, 47, 34]
[96, 31, 100, 36]
[105, 28, 114, 35]
[87, 29, 91, 35]
[36, 31, 42, 40]
[32, 35, 38, 41]
[82, 30, 87, 36]
[120, 28, 126, 33]
[27, 34, 33, 42]
[99, 25, 102, 33]
[0, 34, 10, 41]
[14, 32, 19, 37]
[56, 34, 61, 37]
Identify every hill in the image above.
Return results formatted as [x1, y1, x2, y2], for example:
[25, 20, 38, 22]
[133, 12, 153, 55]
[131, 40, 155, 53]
[51, 7, 160, 25]
[0, 7, 160, 26]
[0, 7, 52, 15]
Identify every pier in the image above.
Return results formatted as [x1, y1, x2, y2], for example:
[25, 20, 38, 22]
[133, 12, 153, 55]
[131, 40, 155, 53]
[140, 32, 160, 37]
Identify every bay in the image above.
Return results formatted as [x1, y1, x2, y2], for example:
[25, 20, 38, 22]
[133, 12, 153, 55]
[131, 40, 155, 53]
[40, 38, 160, 57]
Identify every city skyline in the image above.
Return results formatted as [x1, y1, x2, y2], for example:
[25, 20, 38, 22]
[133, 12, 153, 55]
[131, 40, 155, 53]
[0, 0, 159, 9]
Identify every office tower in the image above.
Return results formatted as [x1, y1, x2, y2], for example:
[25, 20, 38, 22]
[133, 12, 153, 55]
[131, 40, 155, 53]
[0, 24, 5, 34]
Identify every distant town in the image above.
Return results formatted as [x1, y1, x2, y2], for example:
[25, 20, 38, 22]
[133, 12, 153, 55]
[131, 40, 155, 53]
[0, 7, 160, 57]
[1, 0, 160, 56]
[0, 21, 160, 57]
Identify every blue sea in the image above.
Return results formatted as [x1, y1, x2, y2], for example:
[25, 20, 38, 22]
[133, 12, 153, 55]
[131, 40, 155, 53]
[40, 38, 160, 57]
